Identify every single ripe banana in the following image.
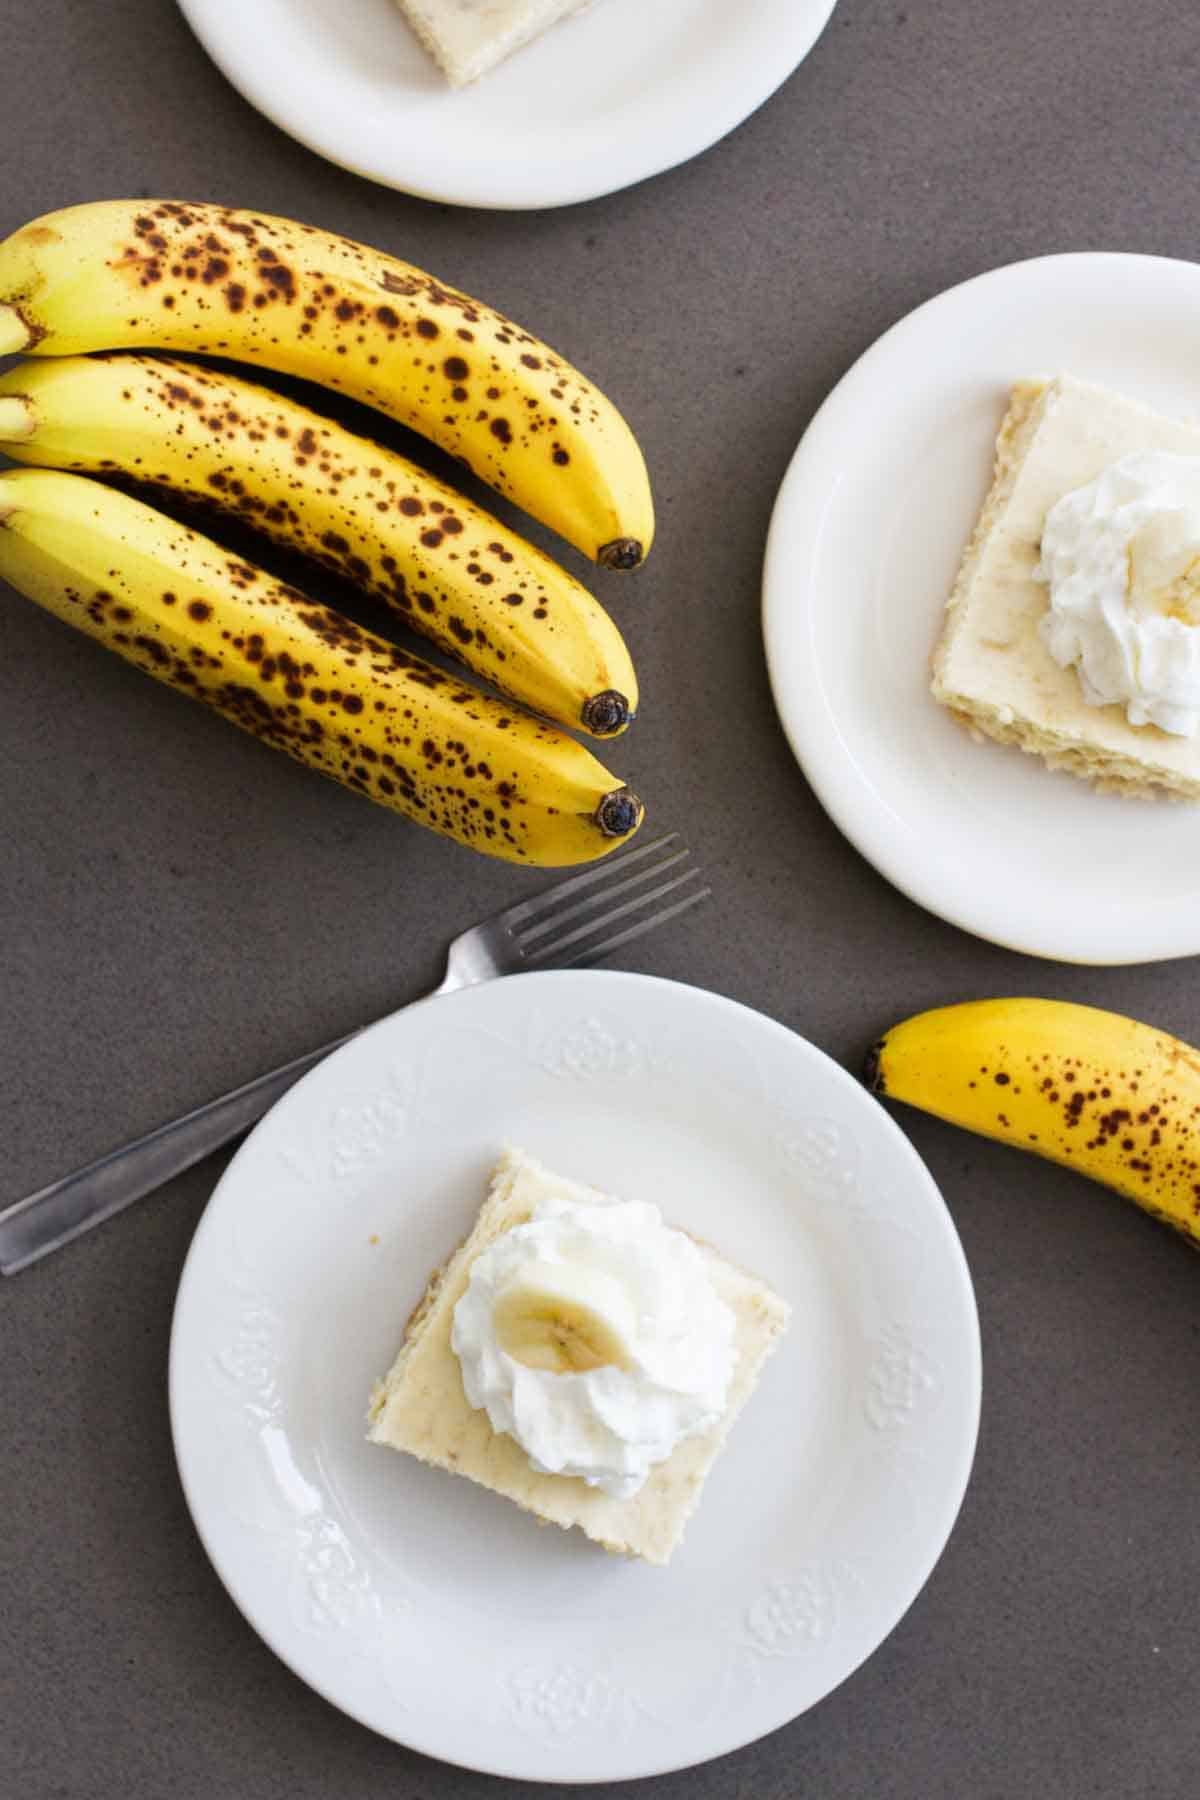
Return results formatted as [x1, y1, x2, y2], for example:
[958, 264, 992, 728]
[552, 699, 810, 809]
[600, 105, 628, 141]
[492, 1262, 636, 1373]
[866, 998, 1200, 1248]
[0, 198, 654, 569]
[0, 353, 638, 738]
[0, 467, 643, 866]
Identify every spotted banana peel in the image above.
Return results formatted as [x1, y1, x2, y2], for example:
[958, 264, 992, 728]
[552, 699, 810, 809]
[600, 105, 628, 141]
[0, 351, 638, 738]
[865, 998, 1200, 1248]
[0, 467, 643, 866]
[0, 197, 654, 568]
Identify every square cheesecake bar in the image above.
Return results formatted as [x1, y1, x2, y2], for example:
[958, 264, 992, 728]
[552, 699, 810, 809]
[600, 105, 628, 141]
[931, 374, 1200, 797]
[396, 0, 595, 86]
[367, 1149, 790, 1565]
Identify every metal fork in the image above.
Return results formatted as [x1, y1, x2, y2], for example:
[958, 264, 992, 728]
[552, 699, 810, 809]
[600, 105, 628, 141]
[0, 836, 708, 1276]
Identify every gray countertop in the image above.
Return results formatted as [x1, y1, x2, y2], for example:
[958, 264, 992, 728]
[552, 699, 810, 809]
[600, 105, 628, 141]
[2, 2, 1198, 1795]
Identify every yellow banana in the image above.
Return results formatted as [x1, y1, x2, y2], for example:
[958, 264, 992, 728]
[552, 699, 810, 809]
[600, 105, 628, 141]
[0, 467, 643, 866]
[0, 352, 638, 738]
[865, 998, 1200, 1248]
[0, 199, 653, 570]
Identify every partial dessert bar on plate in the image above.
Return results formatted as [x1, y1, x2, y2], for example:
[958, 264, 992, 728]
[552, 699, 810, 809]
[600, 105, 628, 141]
[932, 374, 1200, 798]
[396, 0, 597, 87]
[367, 1149, 790, 1565]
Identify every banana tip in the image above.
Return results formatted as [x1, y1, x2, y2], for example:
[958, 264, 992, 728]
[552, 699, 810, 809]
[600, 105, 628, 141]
[581, 689, 633, 736]
[0, 301, 38, 356]
[595, 786, 642, 839]
[597, 537, 645, 572]
[862, 1041, 886, 1094]
[0, 394, 36, 440]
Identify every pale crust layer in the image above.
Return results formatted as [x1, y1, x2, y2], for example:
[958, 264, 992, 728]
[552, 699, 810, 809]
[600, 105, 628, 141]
[396, 0, 594, 86]
[367, 1149, 791, 1565]
[932, 375, 1200, 798]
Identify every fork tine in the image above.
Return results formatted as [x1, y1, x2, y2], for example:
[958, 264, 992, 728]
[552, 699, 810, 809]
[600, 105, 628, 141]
[517, 846, 692, 947]
[498, 833, 680, 931]
[522, 866, 706, 965]
[555, 884, 712, 970]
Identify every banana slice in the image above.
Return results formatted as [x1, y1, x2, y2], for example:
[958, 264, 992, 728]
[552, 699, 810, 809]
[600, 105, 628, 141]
[493, 1262, 637, 1374]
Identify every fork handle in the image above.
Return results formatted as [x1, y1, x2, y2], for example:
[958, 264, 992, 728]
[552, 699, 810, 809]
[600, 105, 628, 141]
[0, 1027, 365, 1276]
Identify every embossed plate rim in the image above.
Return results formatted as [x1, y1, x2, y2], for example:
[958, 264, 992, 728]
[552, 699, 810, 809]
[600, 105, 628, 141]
[169, 970, 981, 1782]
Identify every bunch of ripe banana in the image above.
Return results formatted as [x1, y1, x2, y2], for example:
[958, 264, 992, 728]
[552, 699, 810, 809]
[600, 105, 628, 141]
[0, 199, 656, 864]
[867, 998, 1200, 1249]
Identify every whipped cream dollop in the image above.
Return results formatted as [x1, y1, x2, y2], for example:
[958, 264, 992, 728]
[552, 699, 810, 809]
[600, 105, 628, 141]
[1036, 450, 1200, 735]
[450, 1192, 737, 1499]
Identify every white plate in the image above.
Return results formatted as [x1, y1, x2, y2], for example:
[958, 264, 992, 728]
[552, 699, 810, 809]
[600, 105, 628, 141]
[169, 970, 979, 1782]
[175, 0, 839, 211]
[762, 252, 1200, 965]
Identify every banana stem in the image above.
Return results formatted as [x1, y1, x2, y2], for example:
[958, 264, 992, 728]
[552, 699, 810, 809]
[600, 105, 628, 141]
[0, 394, 36, 440]
[0, 303, 33, 356]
